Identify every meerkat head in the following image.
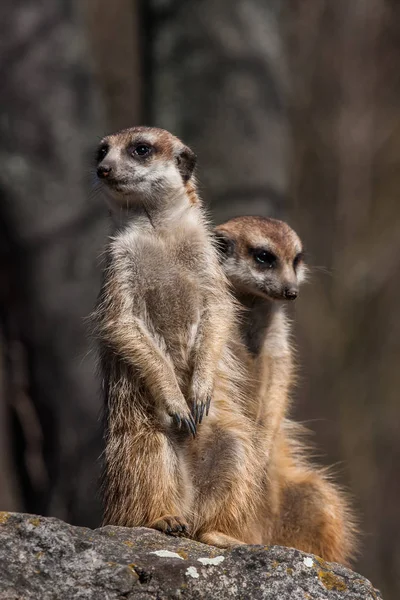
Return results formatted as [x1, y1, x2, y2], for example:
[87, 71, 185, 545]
[214, 216, 307, 302]
[95, 126, 197, 210]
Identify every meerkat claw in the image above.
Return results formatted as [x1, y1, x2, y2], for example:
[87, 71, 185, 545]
[189, 417, 197, 437]
[192, 398, 210, 424]
[173, 414, 182, 428]
[198, 403, 206, 424]
[183, 416, 196, 438]
[172, 413, 196, 437]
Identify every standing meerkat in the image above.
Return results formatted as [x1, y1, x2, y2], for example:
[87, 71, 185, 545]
[214, 216, 357, 564]
[92, 127, 261, 547]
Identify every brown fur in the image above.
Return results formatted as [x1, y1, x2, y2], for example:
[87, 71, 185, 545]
[92, 127, 262, 547]
[270, 422, 357, 565]
[215, 216, 357, 564]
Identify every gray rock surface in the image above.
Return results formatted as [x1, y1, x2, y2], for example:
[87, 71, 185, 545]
[0, 512, 381, 599]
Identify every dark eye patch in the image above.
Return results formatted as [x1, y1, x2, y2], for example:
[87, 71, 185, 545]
[96, 144, 108, 163]
[128, 143, 153, 158]
[293, 251, 304, 269]
[250, 248, 277, 268]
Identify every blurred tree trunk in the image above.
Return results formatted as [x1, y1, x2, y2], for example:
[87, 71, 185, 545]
[83, 0, 142, 131]
[146, 0, 289, 222]
[284, 1, 400, 598]
[0, 0, 107, 526]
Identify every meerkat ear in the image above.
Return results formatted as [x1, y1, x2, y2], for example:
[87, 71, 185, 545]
[176, 146, 197, 182]
[213, 231, 236, 260]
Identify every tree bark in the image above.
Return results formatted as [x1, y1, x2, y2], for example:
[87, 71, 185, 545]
[83, 0, 142, 131]
[284, 2, 400, 597]
[147, 0, 289, 223]
[0, 0, 107, 527]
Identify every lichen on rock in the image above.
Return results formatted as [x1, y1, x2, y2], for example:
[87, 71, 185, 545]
[0, 512, 383, 599]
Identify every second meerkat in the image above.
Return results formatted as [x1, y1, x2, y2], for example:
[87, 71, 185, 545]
[92, 127, 261, 547]
[214, 216, 357, 564]
[214, 215, 305, 454]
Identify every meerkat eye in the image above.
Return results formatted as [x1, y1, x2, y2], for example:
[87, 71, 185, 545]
[253, 249, 277, 268]
[132, 144, 152, 158]
[293, 252, 304, 269]
[97, 145, 108, 162]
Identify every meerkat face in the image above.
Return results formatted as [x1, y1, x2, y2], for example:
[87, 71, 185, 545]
[95, 126, 197, 209]
[215, 216, 307, 302]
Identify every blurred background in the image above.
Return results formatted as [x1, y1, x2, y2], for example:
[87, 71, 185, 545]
[0, 1, 399, 598]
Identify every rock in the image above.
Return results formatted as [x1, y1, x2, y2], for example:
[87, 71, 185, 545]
[0, 512, 382, 599]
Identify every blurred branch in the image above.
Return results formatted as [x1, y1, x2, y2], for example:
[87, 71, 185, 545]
[0, 328, 20, 511]
[9, 337, 49, 495]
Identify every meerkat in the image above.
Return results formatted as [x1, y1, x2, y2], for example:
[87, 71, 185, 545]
[214, 216, 305, 456]
[214, 216, 357, 564]
[92, 127, 262, 548]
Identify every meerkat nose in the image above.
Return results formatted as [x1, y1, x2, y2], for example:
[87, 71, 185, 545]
[97, 165, 112, 179]
[284, 287, 298, 300]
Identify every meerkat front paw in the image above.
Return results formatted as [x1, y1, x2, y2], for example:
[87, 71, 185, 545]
[171, 411, 197, 437]
[189, 378, 213, 425]
[165, 398, 197, 437]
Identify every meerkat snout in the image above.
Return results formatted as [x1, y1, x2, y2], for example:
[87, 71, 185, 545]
[95, 126, 197, 208]
[283, 287, 298, 300]
[97, 164, 112, 179]
[214, 216, 307, 302]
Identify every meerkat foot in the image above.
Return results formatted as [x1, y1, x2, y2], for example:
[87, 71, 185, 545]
[151, 515, 190, 537]
[198, 531, 245, 548]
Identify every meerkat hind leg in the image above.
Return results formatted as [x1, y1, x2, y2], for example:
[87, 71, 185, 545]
[103, 428, 191, 536]
[198, 531, 245, 548]
[273, 468, 356, 565]
[150, 514, 189, 537]
[145, 432, 191, 537]
[193, 421, 260, 547]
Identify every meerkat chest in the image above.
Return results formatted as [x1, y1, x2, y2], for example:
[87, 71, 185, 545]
[262, 311, 291, 358]
[136, 235, 209, 341]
